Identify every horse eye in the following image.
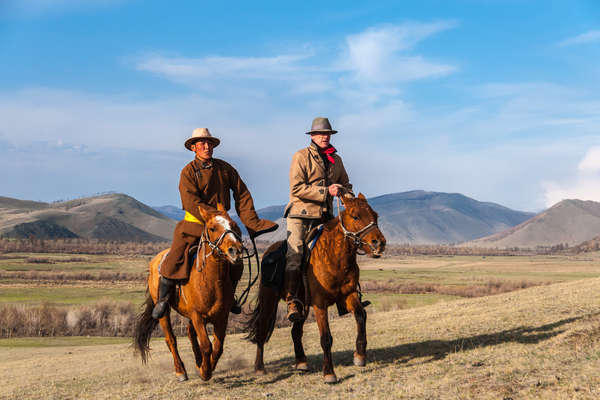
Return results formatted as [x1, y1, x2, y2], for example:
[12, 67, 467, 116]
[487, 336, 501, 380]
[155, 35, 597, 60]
[352, 215, 359, 220]
[209, 227, 216, 232]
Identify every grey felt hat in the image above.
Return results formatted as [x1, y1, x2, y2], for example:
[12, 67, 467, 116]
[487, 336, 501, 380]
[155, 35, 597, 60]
[305, 117, 337, 135]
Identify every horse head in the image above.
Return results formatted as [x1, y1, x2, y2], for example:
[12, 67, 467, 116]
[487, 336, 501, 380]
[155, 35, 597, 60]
[340, 193, 386, 258]
[197, 203, 244, 264]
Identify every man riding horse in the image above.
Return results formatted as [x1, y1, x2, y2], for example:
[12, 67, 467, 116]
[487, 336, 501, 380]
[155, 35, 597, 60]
[152, 128, 278, 319]
[284, 117, 368, 322]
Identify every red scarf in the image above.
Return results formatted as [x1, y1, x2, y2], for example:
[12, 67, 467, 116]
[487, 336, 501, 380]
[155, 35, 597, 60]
[322, 145, 337, 164]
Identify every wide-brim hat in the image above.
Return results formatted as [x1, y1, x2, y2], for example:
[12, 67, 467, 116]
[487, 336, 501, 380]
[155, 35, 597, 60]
[184, 128, 221, 150]
[305, 117, 337, 135]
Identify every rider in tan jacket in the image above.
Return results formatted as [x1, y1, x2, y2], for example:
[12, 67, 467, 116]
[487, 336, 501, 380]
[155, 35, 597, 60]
[284, 117, 354, 322]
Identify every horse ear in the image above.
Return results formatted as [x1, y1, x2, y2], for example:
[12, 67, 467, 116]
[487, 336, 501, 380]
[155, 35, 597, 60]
[216, 202, 226, 212]
[197, 205, 210, 223]
[358, 193, 366, 200]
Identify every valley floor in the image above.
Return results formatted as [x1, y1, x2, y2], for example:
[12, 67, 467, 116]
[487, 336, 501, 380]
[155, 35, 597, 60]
[1, 277, 599, 399]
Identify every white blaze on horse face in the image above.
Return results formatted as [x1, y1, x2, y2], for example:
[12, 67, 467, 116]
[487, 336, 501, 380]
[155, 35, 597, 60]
[215, 216, 233, 233]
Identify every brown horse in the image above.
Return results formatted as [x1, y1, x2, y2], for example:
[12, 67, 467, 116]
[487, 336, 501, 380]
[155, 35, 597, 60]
[133, 203, 243, 381]
[246, 193, 386, 383]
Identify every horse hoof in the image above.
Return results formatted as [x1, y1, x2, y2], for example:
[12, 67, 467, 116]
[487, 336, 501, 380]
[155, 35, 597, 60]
[176, 373, 188, 382]
[323, 374, 338, 384]
[255, 369, 267, 375]
[295, 362, 309, 371]
[353, 355, 366, 367]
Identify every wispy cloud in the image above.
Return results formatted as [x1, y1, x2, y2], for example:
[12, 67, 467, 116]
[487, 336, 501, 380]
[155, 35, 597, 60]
[135, 21, 458, 95]
[558, 30, 600, 47]
[339, 22, 458, 83]
[136, 54, 311, 83]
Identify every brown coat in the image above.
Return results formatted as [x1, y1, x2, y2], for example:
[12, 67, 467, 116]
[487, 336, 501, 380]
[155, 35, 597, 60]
[179, 158, 274, 234]
[161, 157, 276, 280]
[284, 143, 353, 219]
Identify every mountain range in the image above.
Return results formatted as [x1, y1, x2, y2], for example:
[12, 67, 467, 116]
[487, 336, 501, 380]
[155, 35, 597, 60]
[2, 191, 599, 248]
[240, 191, 535, 244]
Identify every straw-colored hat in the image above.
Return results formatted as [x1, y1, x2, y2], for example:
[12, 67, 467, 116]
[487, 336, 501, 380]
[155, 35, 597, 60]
[184, 128, 221, 150]
[305, 117, 337, 135]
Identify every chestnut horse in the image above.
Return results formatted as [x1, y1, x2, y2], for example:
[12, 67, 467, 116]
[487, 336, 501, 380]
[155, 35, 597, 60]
[246, 193, 386, 383]
[133, 203, 243, 381]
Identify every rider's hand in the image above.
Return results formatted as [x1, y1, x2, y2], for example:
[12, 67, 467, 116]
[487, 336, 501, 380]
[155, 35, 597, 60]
[328, 184, 341, 197]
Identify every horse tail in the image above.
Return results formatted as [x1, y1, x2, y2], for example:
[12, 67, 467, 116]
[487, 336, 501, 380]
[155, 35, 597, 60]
[133, 290, 158, 364]
[245, 283, 279, 344]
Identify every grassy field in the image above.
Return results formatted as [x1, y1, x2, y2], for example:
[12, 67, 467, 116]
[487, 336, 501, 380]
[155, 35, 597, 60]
[2, 252, 600, 311]
[0, 276, 598, 399]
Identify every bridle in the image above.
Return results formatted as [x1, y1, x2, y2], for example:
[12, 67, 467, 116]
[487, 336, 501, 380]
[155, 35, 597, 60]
[197, 223, 243, 272]
[338, 209, 380, 255]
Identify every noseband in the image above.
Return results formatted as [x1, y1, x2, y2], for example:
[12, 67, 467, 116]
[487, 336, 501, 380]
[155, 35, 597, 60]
[339, 212, 380, 255]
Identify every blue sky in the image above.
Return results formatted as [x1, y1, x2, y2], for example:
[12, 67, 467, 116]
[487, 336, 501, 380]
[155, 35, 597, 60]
[1, 0, 599, 211]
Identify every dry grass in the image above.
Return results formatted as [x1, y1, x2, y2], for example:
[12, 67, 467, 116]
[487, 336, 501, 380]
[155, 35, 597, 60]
[0, 278, 598, 399]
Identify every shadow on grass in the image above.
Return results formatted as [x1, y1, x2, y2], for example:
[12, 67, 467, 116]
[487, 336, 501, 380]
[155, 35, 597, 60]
[247, 314, 594, 383]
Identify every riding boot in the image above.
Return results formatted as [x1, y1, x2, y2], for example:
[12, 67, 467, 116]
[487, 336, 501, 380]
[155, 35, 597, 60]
[230, 277, 242, 314]
[284, 269, 303, 323]
[152, 276, 177, 319]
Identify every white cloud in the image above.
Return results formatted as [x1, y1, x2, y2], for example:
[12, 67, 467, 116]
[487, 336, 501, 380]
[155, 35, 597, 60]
[136, 54, 311, 84]
[559, 30, 600, 47]
[134, 21, 458, 96]
[340, 22, 458, 82]
[543, 146, 600, 207]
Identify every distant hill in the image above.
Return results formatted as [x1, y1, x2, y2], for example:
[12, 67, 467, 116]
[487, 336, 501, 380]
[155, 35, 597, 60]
[153, 205, 185, 221]
[0, 194, 176, 241]
[467, 199, 600, 248]
[236, 191, 534, 244]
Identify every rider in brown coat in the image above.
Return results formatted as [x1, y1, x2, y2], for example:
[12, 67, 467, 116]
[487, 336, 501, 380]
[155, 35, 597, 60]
[283, 117, 354, 322]
[152, 128, 278, 319]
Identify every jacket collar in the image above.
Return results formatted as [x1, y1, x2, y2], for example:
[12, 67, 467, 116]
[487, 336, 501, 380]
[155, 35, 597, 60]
[193, 157, 213, 169]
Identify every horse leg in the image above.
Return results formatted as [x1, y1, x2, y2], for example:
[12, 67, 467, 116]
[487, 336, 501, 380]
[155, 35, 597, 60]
[210, 316, 227, 372]
[292, 319, 308, 371]
[313, 306, 336, 384]
[158, 311, 188, 381]
[187, 320, 203, 374]
[346, 292, 367, 367]
[190, 312, 213, 381]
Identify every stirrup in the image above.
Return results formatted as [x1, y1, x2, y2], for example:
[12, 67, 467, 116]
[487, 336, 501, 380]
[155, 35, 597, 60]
[286, 299, 304, 323]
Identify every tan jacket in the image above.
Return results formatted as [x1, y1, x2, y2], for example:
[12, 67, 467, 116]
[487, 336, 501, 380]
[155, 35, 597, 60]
[179, 158, 276, 235]
[284, 143, 353, 219]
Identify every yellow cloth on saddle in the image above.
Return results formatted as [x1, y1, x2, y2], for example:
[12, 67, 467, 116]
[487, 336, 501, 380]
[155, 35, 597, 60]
[184, 211, 203, 224]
